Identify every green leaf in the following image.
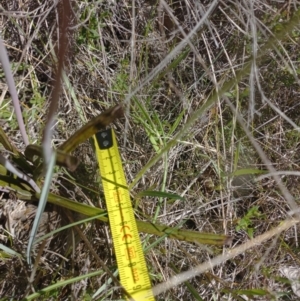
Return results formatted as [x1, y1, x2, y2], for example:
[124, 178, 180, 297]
[232, 169, 268, 176]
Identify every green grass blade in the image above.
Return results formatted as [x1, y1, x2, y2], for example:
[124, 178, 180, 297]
[136, 190, 185, 201]
[0, 244, 22, 258]
[33, 213, 106, 246]
[23, 270, 104, 301]
[26, 152, 56, 265]
[232, 169, 268, 176]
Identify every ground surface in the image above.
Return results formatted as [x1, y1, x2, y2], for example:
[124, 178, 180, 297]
[1, 0, 300, 300]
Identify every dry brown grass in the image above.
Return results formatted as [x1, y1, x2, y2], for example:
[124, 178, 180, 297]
[1, 0, 300, 300]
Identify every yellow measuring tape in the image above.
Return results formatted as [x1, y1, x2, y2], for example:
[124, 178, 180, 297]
[93, 128, 155, 301]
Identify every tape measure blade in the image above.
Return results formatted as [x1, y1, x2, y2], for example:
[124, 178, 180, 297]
[93, 129, 155, 301]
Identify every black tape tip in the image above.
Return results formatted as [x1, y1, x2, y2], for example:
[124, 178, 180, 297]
[96, 129, 113, 149]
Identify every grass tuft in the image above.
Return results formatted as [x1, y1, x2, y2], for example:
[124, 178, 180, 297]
[1, 1, 300, 300]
